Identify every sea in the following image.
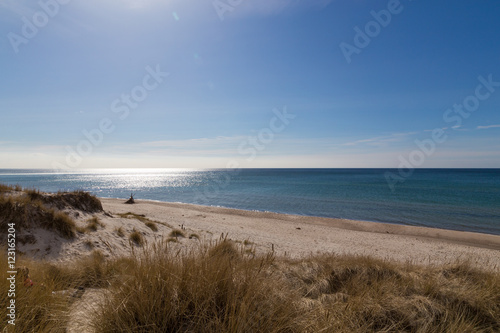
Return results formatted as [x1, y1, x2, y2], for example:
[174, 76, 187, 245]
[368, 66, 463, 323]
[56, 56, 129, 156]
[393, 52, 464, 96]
[0, 168, 499, 235]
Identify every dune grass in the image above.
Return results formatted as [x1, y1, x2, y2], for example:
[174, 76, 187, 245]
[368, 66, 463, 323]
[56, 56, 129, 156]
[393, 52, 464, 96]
[129, 229, 144, 246]
[25, 188, 103, 213]
[145, 221, 158, 232]
[0, 183, 104, 240]
[0, 183, 22, 193]
[118, 212, 171, 229]
[1, 241, 499, 332]
[88, 240, 500, 333]
[169, 229, 186, 238]
[85, 216, 104, 232]
[189, 233, 200, 240]
[0, 250, 135, 333]
[115, 226, 125, 237]
[0, 195, 76, 239]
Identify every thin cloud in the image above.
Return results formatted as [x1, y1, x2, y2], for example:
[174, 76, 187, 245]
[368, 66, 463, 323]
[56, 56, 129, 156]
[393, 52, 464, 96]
[139, 136, 247, 149]
[341, 131, 417, 147]
[477, 124, 500, 130]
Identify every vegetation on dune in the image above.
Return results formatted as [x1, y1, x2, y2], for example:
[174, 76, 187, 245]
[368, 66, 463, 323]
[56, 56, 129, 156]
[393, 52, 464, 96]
[0, 250, 134, 333]
[129, 229, 144, 246]
[145, 221, 158, 231]
[26, 188, 103, 213]
[0, 183, 104, 239]
[0, 183, 21, 193]
[1, 183, 499, 332]
[169, 229, 186, 238]
[115, 226, 125, 237]
[0, 195, 76, 239]
[85, 216, 104, 232]
[1, 241, 499, 332]
[118, 212, 171, 228]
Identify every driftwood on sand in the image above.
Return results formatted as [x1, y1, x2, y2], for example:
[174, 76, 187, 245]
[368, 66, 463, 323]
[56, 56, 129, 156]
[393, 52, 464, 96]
[125, 193, 135, 204]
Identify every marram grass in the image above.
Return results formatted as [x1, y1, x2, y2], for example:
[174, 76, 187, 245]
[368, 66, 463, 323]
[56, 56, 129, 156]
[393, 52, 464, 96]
[1, 241, 499, 332]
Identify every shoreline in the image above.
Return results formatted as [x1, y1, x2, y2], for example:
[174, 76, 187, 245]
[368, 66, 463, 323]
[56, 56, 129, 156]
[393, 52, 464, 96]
[100, 196, 500, 239]
[102, 197, 500, 251]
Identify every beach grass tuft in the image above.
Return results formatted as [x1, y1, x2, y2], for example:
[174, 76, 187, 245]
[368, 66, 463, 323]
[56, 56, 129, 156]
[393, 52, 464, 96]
[145, 221, 158, 232]
[169, 229, 186, 238]
[86, 216, 104, 232]
[115, 226, 125, 237]
[129, 229, 144, 246]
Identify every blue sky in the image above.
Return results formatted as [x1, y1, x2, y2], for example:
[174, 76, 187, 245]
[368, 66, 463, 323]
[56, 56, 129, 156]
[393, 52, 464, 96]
[1, 0, 499, 169]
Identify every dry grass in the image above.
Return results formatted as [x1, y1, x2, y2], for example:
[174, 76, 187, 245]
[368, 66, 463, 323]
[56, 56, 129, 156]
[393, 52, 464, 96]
[145, 222, 158, 232]
[26, 188, 103, 213]
[0, 195, 76, 239]
[0, 256, 69, 333]
[86, 216, 104, 232]
[88, 241, 500, 332]
[243, 239, 253, 246]
[118, 212, 171, 228]
[92, 240, 302, 333]
[169, 229, 186, 238]
[0, 242, 499, 332]
[276, 255, 500, 332]
[115, 227, 125, 237]
[129, 229, 144, 246]
[0, 183, 21, 193]
[0, 250, 135, 333]
[0, 184, 104, 240]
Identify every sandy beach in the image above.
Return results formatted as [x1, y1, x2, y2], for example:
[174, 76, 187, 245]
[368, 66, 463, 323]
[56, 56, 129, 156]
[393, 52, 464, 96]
[5, 192, 500, 332]
[22, 197, 496, 269]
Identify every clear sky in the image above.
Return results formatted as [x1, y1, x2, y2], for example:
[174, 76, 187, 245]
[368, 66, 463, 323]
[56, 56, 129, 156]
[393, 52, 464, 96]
[1, 0, 499, 169]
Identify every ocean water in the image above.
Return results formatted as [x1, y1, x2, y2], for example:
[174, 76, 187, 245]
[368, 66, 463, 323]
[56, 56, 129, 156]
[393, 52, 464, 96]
[0, 168, 499, 235]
